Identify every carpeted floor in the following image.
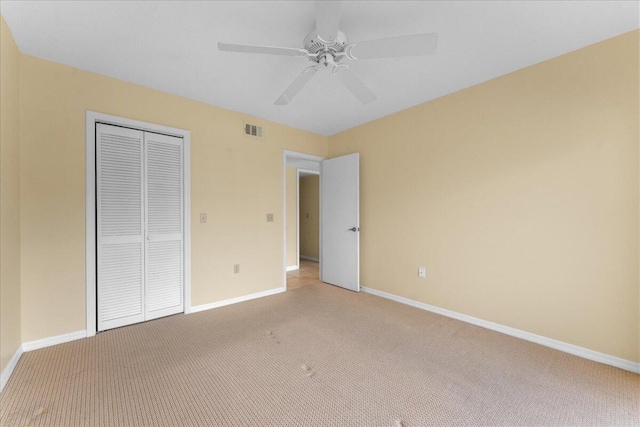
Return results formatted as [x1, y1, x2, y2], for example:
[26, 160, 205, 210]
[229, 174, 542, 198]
[1, 278, 638, 426]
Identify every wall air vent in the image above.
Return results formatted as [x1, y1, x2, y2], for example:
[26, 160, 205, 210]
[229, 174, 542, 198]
[244, 123, 263, 139]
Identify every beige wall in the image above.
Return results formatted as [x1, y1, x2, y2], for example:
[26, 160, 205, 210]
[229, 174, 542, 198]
[299, 175, 319, 259]
[286, 167, 298, 267]
[0, 16, 22, 372]
[328, 30, 640, 362]
[3, 15, 638, 366]
[19, 54, 327, 342]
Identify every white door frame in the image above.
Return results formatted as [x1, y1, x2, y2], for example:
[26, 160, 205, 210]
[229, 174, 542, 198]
[282, 150, 324, 289]
[85, 111, 191, 337]
[286, 167, 300, 273]
[297, 169, 320, 263]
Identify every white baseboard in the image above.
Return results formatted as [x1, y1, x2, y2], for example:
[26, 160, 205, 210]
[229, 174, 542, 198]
[286, 265, 299, 272]
[1, 345, 24, 392]
[1, 289, 282, 390]
[361, 286, 640, 374]
[191, 287, 286, 314]
[300, 255, 319, 262]
[21, 330, 87, 352]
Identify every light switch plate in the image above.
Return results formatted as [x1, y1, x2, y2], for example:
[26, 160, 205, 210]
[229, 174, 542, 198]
[266, 213, 274, 222]
[200, 213, 207, 223]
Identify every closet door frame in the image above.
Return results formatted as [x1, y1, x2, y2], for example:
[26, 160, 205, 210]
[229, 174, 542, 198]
[86, 111, 191, 337]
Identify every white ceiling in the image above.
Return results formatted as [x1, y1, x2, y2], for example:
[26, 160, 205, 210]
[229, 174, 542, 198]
[2, 1, 638, 136]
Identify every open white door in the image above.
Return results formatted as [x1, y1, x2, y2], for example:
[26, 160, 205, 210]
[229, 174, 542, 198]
[321, 153, 360, 292]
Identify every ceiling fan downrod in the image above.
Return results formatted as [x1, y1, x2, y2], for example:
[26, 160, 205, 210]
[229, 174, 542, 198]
[217, 0, 438, 105]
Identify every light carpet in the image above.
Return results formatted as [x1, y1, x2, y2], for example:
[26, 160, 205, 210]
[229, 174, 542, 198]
[1, 282, 638, 426]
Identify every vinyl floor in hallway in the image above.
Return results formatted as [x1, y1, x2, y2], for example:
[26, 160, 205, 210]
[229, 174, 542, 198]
[286, 259, 320, 290]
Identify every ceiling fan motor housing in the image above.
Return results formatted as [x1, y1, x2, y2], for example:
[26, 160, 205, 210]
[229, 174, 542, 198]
[304, 30, 348, 64]
[218, 1, 438, 106]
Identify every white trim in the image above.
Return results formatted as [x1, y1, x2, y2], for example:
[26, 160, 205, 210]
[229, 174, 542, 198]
[300, 255, 320, 262]
[86, 114, 96, 337]
[22, 330, 87, 352]
[296, 169, 300, 269]
[286, 265, 299, 272]
[318, 164, 323, 283]
[1, 330, 88, 390]
[361, 286, 640, 374]
[191, 287, 285, 313]
[183, 130, 192, 314]
[1, 345, 23, 392]
[282, 151, 287, 289]
[85, 111, 191, 336]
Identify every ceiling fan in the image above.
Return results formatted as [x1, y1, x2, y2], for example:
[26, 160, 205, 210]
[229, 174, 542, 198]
[218, 1, 438, 105]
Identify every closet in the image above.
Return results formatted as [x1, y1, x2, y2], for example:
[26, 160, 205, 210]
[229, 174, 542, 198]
[96, 123, 184, 331]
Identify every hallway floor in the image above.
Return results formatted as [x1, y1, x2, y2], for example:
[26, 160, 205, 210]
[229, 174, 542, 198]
[286, 259, 319, 290]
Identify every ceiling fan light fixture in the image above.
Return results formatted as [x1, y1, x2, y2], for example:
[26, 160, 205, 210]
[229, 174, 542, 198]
[303, 30, 349, 64]
[217, 1, 438, 105]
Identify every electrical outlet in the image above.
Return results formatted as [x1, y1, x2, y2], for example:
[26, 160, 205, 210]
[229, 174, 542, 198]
[234, 264, 240, 274]
[266, 213, 274, 222]
[418, 267, 426, 278]
[200, 213, 207, 223]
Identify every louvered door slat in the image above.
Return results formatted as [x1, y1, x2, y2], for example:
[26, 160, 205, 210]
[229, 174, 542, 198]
[97, 124, 145, 331]
[147, 240, 182, 312]
[145, 132, 184, 320]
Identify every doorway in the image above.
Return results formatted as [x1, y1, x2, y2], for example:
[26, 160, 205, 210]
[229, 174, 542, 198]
[282, 150, 361, 292]
[298, 170, 320, 264]
[283, 151, 324, 289]
[288, 169, 320, 289]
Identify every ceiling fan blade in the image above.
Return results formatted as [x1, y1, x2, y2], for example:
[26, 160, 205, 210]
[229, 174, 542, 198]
[315, 1, 342, 42]
[347, 33, 438, 60]
[336, 67, 377, 105]
[275, 66, 319, 105]
[218, 42, 306, 57]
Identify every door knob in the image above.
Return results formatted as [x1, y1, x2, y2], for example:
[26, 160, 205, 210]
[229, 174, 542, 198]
[348, 227, 359, 232]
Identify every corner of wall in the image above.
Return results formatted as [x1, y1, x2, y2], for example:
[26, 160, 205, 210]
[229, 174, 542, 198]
[0, 13, 23, 380]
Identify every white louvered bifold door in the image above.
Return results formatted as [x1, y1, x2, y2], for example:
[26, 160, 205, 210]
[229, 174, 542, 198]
[97, 124, 145, 331]
[144, 132, 184, 320]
